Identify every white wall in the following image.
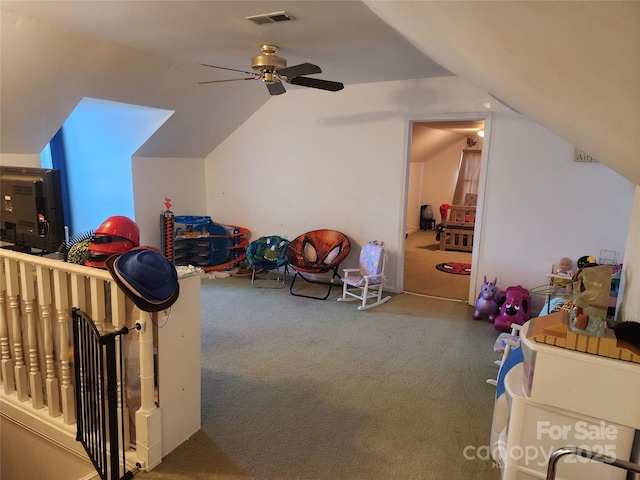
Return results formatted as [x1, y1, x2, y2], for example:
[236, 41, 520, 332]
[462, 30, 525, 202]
[205, 76, 492, 290]
[420, 137, 468, 214]
[618, 186, 640, 323]
[132, 156, 206, 248]
[406, 137, 467, 231]
[365, 1, 640, 186]
[478, 113, 634, 310]
[203, 76, 635, 299]
[0, 154, 41, 168]
[0, 10, 268, 160]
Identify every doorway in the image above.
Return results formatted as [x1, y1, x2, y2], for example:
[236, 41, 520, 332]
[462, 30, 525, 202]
[402, 117, 489, 302]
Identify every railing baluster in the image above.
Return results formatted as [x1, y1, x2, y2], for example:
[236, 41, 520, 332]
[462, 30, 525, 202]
[0, 259, 16, 393]
[6, 258, 28, 400]
[70, 271, 87, 435]
[53, 269, 75, 424]
[0, 250, 164, 473]
[70, 272, 87, 312]
[112, 286, 131, 450]
[37, 264, 60, 418]
[111, 282, 126, 329]
[19, 261, 44, 409]
[136, 309, 163, 468]
[138, 311, 156, 415]
[90, 277, 106, 332]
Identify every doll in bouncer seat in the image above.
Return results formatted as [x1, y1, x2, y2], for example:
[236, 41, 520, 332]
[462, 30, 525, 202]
[554, 257, 574, 276]
[551, 257, 574, 294]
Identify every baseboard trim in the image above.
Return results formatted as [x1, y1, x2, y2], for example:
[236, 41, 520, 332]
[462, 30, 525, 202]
[402, 290, 467, 303]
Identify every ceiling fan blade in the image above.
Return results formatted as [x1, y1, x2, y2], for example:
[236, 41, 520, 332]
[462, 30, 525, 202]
[199, 77, 257, 84]
[277, 62, 322, 78]
[266, 80, 286, 96]
[199, 63, 258, 77]
[289, 76, 344, 92]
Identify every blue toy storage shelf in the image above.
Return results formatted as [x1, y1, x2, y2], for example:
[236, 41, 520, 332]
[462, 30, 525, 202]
[172, 215, 232, 267]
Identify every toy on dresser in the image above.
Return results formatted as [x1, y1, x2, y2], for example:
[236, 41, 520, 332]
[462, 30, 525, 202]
[473, 276, 500, 322]
[529, 310, 640, 363]
[573, 263, 612, 321]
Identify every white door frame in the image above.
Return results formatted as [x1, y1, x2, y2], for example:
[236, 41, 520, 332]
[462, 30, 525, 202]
[397, 112, 493, 304]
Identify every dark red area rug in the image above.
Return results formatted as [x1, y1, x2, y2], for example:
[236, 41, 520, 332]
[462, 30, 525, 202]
[435, 262, 471, 275]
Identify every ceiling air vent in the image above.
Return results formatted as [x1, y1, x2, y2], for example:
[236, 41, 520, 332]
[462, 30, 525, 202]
[246, 11, 296, 25]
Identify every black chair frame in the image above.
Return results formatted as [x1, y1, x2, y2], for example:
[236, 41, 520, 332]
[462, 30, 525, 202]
[289, 266, 342, 300]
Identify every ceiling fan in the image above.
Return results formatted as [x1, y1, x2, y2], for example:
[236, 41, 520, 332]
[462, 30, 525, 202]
[199, 45, 344, 95]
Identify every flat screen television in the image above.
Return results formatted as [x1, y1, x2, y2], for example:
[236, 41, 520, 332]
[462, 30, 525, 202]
[1, 166, 66, 254]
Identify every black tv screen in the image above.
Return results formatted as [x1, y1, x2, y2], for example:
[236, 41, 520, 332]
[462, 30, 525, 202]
[1, 166, 66, 254]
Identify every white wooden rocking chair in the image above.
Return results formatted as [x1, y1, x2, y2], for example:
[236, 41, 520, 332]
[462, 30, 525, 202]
[338, 241, 391, 310]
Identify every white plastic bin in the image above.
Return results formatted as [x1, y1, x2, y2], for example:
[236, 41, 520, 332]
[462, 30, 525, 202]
[502, 364, 635, 480]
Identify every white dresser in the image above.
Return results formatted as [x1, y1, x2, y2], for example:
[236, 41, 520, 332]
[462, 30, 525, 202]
[492, 318, 640, 479]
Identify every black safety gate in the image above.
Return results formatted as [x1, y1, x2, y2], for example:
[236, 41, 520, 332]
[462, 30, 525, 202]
[72, 308, 134, 480]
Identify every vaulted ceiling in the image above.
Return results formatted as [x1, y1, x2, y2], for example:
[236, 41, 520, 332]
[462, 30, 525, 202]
[1, 1, 638, 184]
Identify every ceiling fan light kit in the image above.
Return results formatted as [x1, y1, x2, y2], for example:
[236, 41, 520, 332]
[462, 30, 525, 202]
[200, 45, 344, 95]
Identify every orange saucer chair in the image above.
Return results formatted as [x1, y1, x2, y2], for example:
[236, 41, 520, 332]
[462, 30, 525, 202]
[286, 229, 351, 300]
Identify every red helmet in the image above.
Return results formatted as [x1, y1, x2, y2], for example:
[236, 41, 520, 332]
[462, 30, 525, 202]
[86, 238, 138, 268]
[94, 216, 140, 245]
[85, 216, 140, 269]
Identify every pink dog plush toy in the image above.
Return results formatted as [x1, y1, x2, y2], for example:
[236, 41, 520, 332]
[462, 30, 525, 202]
[494, 285, 531, 331]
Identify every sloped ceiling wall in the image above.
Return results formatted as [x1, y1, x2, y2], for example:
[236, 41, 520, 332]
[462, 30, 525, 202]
[1, 2, 638, 186]
[0, 11, 269, 158]
[366, 1, 640, 185]
[0, 1, 451, 159]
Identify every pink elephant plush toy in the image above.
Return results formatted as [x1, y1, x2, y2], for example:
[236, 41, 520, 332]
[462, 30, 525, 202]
[473, 276, 500, 321]
[494, 285, 531, 331]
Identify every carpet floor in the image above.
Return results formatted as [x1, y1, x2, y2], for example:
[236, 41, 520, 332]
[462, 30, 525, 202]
[403, 230, 472, 301]
[137, 276, 501, 480]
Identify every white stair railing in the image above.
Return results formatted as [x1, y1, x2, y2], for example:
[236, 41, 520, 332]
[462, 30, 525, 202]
[0, 249, 160, 471]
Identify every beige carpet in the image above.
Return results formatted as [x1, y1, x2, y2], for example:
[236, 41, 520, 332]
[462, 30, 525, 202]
[404, 230, 472, 301]
[137, 277, 501, 480]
